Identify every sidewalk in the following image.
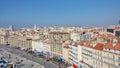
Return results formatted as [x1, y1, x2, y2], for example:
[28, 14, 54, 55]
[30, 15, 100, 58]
[0, 48, 45, 68]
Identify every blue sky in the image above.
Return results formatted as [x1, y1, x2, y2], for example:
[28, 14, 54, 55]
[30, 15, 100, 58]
[0, 0, 120, 29]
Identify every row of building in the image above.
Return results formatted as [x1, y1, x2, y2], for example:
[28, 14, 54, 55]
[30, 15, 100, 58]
[0, 25, 120, 68]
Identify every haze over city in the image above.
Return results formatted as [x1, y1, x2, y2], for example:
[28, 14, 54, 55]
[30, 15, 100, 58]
[0, 0, 120, 29]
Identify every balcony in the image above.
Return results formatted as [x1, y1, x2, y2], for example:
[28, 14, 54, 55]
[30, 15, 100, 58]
[69, 52, 78, 57]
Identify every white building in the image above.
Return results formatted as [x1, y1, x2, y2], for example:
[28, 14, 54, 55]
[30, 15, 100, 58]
[32, 39, 51, 55]
[68, 43, 84, 68]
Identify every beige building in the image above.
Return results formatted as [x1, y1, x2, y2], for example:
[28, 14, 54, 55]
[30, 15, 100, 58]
[0, 35, 6, 44]
[8, 36, 32, 50]
[62, 45, 69, 62]
[102, 42, 120, 68]
[92, 43, 104, 68]
[82, 44, 93, 68]
[49, 32, 70, 41]
[62, 40, 70, 63]
[49, 32, 70, 58]
[51, 41, 63, 58]
[80, 41, 120, 68]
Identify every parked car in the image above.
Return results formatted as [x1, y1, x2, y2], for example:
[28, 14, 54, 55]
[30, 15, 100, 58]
[0, 60, 7, 67]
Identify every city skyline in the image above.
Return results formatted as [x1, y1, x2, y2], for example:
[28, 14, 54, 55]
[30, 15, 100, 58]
[0, 0, 120, 29]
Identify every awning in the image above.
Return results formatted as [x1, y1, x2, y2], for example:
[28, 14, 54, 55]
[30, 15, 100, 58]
[73, 64, 78, 68]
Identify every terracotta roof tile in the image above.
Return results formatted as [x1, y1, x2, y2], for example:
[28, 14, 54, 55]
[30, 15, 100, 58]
[104, 42, 113, 49]
[107, 34, 115, 38]
[99, 34, 106, 38]
[93, 43, 104, 50]
[114, 43, 120, 50]
[49, 32, 69, 34]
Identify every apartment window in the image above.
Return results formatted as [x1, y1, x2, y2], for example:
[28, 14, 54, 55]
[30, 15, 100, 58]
[113, 55, 115, 59]
[118, 57, 120, 61]
[61, 35, 63, 38]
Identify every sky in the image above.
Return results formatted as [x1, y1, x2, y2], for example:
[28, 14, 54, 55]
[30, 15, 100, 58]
[0, 0, 120, 29]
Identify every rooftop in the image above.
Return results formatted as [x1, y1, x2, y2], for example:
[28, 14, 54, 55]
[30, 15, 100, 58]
[93, 43, 104, 50]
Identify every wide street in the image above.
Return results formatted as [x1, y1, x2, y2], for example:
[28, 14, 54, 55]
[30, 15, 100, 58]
[0, 44, 58, 68]
[0, 49, 44, 68]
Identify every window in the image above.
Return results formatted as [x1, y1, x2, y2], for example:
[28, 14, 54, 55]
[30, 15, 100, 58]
[118, 57, 120, 61]
[113, 55, 115, 59]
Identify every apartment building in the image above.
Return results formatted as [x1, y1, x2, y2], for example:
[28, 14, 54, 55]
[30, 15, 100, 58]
[0, 29, 10, 44]
[69, 43, 79, 66]
[80, 40, 120, 68]
[80, 32, 93, 41]
[32, 39, 51, 55]
[49, 32, 70, 41]
[102, 42, 120, 68]
[68, 42, 84, 68]
[70, 32, 82, 42]
[65, 30, 120, 68]
[8, 36, 32, 50]
[92, 43, 104, 68]
[49, 32, 70, 59]
[82, 42, 93, 68]
[115, 30, 120, 37]
[62, 40, 70, 62]
[0, 35, 6, 44]
[62, 45, 69, 63]
[51, 41, 63, 58]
